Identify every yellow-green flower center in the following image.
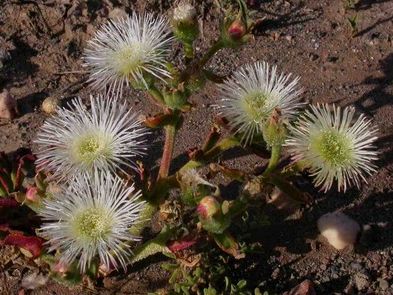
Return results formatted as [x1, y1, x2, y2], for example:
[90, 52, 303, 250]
[72, 134, 110, 166]
[113, 45, 145, 76]
[241, 92, 269, 122]
[79, 136, 100, 155]
[74, 208, 111, 241]
[312, 130, 353, 167]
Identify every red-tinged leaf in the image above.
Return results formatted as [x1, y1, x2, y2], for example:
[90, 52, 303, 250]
[0, 223, 12, 232]
[0, 170, 12, 194]
[167, 237, 197, 252]
[0, 197, 19, 207]
[14, 154, 35, 190]
[4, 233, 43, 258]
[0, 224, 25, 236]
[12, 153, 36, 189]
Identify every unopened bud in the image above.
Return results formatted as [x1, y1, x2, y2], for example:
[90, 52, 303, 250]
[53, 261, 69, 274]
[171, 2, 199, 47]
[197, 196, 220, 219]
[228, 19, 247, 40]
[173, 2, 197, 24]
[262, 108, 287, 148]
[26, 186, 40, 202]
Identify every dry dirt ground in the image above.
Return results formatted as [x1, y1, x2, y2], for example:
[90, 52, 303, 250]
[1, 0, 393, 294]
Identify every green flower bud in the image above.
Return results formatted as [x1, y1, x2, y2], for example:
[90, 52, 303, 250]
[262, 108, 287, 148]
[171, 2, 199, 45]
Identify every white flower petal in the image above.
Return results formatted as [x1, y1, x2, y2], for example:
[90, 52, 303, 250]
[286, 104, 378, 192]
[38, 171, 145, 273]
[84, 13, 173, 98]
[35, 95, 148, 180]
[217, 61, 303, 145]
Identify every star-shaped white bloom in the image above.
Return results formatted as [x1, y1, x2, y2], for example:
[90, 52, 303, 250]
[217, 61, 302, 145]
[35, 95, 147, 180]
[84, 13, 173, 97]
[39, 171, 145, 273]
[286, 104, 378, 192]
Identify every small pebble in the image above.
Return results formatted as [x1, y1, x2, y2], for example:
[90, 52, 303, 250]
[378, 278, 389, 291]
[0, 89, 17, 119]
[42, 96, 60, 114]
[318, 211, 360, 250]
[354, 272, 370, 291]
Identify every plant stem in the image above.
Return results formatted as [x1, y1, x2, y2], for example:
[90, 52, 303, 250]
[198, 39, 223, 69]
[184, 42, 194, 59]
[179, 137, 239, 174]
[262, 145, 281, 177]
[267, 173, 309, 204]
[148, 84, 165, 106]
[203, 137, 239, 160]
[158, 123, 177, 179]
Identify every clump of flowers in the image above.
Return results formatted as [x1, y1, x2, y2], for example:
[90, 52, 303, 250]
[3, 0, 380, 293]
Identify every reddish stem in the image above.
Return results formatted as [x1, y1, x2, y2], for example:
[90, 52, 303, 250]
[158, 124, 177, 179]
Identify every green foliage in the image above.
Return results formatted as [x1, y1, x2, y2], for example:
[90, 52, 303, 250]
[156, 244, 268, 294]
[347, 14, 359, 36]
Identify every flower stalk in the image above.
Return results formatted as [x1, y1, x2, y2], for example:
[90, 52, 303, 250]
[262, 144, 281, 178]
[147, 84, 166, 106]
[266, 173, 309, 204]
[158, 122, 178, 179]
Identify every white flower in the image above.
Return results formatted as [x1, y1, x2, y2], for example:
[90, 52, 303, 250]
[39, 171, 145, 273]
[286, 104, 378, 192]
[217, 61, 302, 144]
[173, 2, 197, 23]
[35, 95, 147, 180]
[84, 13, 173, 97]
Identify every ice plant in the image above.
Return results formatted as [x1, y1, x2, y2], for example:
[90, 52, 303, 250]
[84, 13, 173, 97]
[35, 95, 147, 180]
[286, 104, 378, 192]
[38, 171, 145, 273]
[171, 2, 199, 59]
[218, 61, 302, 144]
[173, 2, 197, 25]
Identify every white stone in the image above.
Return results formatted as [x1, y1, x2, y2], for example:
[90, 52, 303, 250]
[0, 89, 16, 119]
[318, 211, 360, 250]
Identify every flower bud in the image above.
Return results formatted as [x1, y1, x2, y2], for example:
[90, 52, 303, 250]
[228, 19, 247, 40]
[171, 2, 199, 48]
[26, 186, 40, 202]
[197, 196, 220, 219]
[173, 2, 197, 25]
[262, 108, 287, 148]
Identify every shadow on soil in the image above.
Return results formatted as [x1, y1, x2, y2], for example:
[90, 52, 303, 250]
[252, 2, 321, 36]
[350, 53, 393, 116]
[0, 38, 39, 88]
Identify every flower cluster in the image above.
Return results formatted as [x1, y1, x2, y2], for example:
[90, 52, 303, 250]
[33, 6, 379, 280]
